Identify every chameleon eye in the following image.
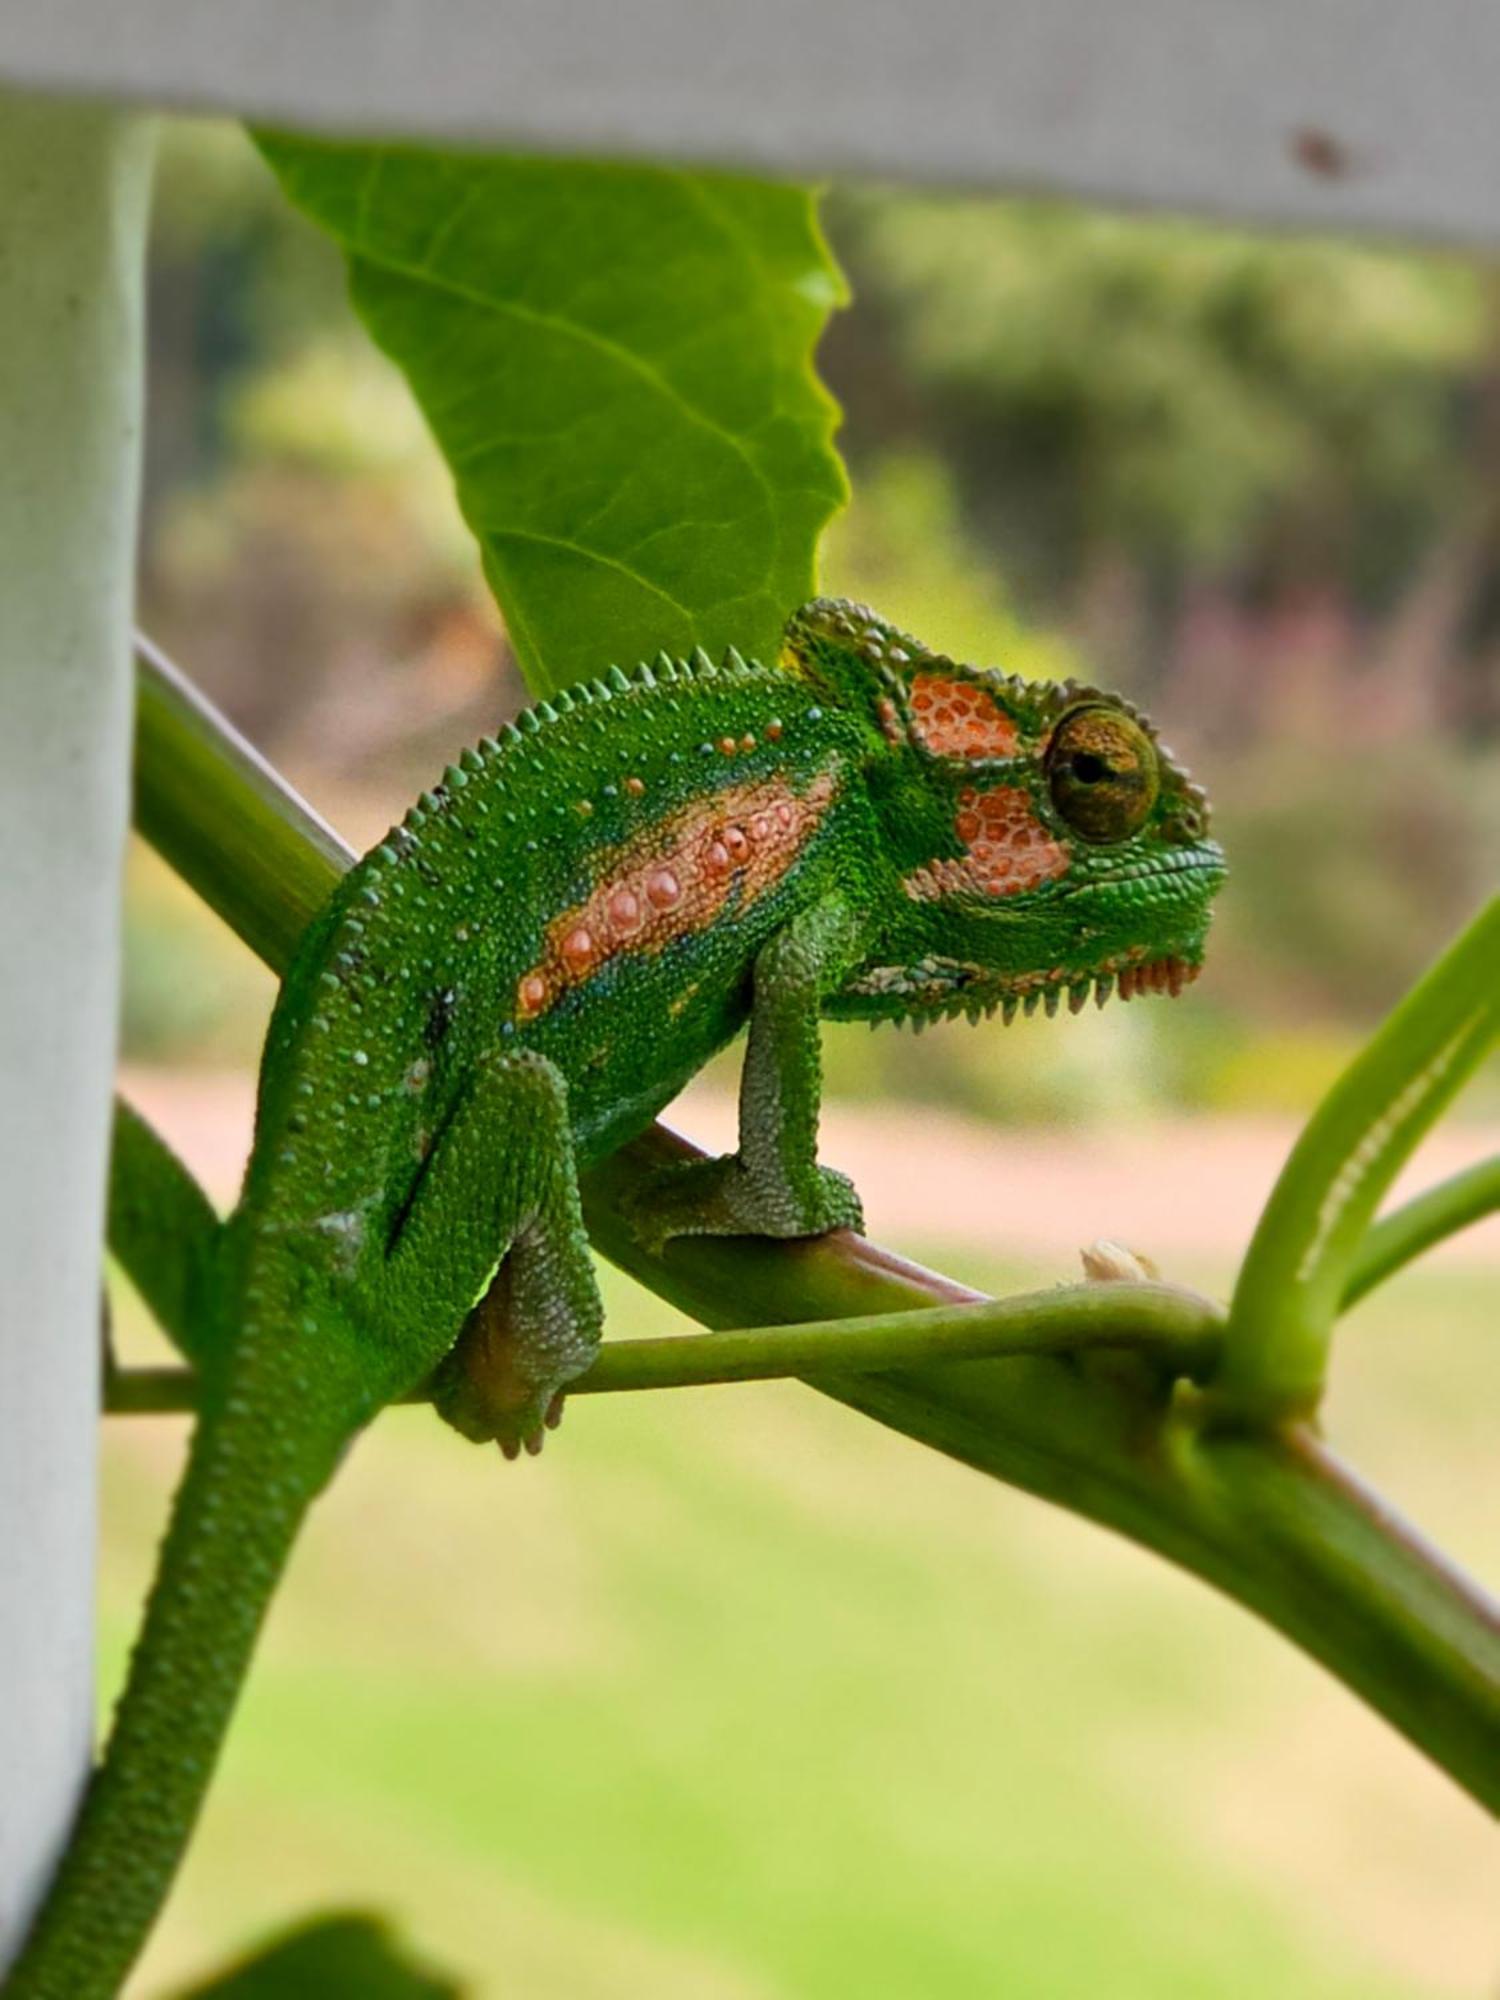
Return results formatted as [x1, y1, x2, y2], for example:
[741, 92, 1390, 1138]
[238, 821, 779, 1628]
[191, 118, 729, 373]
[1046, 707, 1158, 843]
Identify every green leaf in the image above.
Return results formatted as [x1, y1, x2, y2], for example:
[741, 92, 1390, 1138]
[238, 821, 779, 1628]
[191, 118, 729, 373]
[166, 1911, 464, 1998]
[254, 135, 848, 694]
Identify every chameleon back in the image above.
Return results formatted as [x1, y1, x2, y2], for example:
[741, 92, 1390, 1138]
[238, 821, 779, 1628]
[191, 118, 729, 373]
[243, 648, 880, 1268]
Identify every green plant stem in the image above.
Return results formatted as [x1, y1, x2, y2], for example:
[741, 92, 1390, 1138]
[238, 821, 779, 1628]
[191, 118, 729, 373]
[102, 1283, 1225, 1414]
[134, 631, 349, 966]
[586, 1139, 1500, 1813]
[1221, 897, 1500, 1422]
[129, 632, 1500, 1813]
[1343, 1156, 1500, 1310]
[104, 1367, 198, 1416]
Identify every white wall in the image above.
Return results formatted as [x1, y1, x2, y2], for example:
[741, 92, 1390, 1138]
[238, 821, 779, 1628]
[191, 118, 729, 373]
[0, 94, 156, 1969]
[3, 1, 1500, 244]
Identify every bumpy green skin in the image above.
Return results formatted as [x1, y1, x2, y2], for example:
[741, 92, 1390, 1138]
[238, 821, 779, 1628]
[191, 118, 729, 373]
[8, 602, 1222, 1998]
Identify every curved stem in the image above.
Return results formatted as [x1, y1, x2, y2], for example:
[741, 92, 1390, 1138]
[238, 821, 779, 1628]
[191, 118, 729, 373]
[108, 1099, 221, 1370]
[103, 1282, 1226, 1413]
[584, 1284, 1223, 1387]
[1221, 897, 1500, 1421]
[1343, 1155, 1500, 1310]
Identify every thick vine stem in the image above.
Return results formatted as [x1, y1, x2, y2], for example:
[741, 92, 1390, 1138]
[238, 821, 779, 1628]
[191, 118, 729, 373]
[134, 631, 349, 966]
[130, 632, 1500, 1811]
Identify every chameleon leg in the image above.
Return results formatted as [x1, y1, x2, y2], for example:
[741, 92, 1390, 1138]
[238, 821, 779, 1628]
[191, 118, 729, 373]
[624, 895, 868, 1252]
[385, 1046, 603, 1456]
[108, 1095, 222, 1368]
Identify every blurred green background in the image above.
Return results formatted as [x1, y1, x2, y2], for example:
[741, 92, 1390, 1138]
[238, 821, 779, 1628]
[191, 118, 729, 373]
[112, 122, 1498, 1996]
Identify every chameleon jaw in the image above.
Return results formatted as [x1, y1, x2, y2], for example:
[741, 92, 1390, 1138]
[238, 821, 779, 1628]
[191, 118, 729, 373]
[829, 949, 1204, 1030]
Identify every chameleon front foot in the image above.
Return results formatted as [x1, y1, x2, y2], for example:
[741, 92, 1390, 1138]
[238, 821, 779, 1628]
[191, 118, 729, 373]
[622, 1154, 864, 1256]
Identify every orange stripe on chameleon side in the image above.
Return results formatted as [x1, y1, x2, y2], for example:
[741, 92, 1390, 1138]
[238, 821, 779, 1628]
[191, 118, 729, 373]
[516, 769, 838, 1019]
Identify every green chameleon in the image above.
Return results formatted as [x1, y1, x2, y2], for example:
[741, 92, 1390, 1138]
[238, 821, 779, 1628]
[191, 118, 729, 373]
[9, 599, 1223, 1998]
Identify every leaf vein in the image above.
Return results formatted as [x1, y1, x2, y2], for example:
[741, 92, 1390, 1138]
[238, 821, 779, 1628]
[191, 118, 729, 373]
[353, 249, 776, 513]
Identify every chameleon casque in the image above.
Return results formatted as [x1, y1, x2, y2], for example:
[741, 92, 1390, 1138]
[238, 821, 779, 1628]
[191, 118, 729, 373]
[10, 599, 1224, 1997]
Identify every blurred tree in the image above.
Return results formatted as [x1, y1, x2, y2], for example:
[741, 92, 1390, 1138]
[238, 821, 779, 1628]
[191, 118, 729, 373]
[139, 126, 507, 762]
[825, 194, 1496, 709]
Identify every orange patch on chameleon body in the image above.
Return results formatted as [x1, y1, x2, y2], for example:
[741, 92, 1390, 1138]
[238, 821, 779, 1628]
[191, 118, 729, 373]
[908, 674, 1019, 761]
[515, 770, 838, 1019]
[904, 784, 1070, 901]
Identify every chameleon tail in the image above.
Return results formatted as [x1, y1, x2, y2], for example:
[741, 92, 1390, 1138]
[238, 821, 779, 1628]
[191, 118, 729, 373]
[5, 1353, 359, 2000]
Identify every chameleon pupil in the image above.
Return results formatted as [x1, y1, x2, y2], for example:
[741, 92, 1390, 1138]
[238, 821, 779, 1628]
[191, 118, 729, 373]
[1045, 705, 1159, 843]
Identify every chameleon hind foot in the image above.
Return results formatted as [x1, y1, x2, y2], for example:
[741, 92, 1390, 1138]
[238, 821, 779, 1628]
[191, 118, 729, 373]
[407, 1050, 602, 1460]
[490, 1388, 567, 1459]
[493, 1390, 566, 1459]
[432, 1256, 594, 1459]
[621, 1154, 864, 1256]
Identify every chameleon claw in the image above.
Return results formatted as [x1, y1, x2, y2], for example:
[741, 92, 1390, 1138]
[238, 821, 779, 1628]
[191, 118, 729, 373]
[492, 1388, 566, 1461]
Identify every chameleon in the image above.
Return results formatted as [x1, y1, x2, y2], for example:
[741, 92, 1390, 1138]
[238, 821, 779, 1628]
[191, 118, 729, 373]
[7, 598, 1224, 1998]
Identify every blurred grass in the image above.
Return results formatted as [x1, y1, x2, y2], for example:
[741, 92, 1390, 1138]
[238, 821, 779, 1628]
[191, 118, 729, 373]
[122, 847, 276, 1070]
[105, 1254, 1496, 2000]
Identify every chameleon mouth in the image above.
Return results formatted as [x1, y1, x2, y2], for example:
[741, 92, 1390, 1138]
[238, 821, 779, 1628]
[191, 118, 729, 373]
[834, 950, 1203, 1029]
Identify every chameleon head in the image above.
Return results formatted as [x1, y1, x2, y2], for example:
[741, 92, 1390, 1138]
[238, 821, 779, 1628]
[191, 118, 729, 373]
[784, 599, 1228, 1026]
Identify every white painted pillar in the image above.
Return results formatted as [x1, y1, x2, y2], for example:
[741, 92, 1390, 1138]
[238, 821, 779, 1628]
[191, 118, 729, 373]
[0, 92, 155, 1969]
